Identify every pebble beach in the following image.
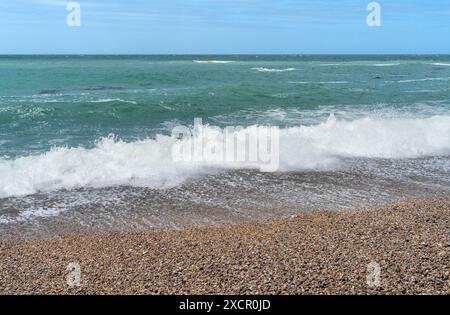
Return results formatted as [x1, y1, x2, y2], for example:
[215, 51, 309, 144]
[0, 194, 449, 295]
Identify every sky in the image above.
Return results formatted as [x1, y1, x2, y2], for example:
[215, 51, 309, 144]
[0, 0, 449, 54]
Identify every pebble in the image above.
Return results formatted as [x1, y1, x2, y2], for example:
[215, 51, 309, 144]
[0, 194, 449, 295]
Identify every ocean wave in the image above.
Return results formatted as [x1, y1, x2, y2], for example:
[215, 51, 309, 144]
[252, 67, 296, 73]
[373, 63, 400, 67]
[0, 105, 57, 119]
[317, 63, 342, 67]
[318, 63, 400, 67]
[386, 77, 450, 83]
[83, 86, 125, 91]
[37, 90, 60, 95]
[193, 60, 234, 64]
[89, 98, 138, 104]
[430, 63, 450, 66]
[1, 115, 449, 198]
[372, 63, 401, 67]
[405, 89, 442, 93]
[288, 81, 348, 84]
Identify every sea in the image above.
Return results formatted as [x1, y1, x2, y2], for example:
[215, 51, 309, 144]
[0, 55, 449, 238]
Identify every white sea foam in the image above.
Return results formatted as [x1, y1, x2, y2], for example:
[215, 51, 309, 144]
[193, 60, 234, 64]
[372, 63, 401, 67]
[288, 81, 348, 84]
[90, 98, 137, 104]
[430, 63, 450, 67]
[252, 67, 296, 72]
[20, 207, 66, 220]
[321, 81, 348, 84]
[386, 77, 450, 83]
[0, 205, 72, 223]
[318, 63, 342, 66]
[318, 63, 400, 67]
[1, 115, 449, 198]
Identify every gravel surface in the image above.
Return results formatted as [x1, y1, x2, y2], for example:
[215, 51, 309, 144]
[0, 195, 449, 295]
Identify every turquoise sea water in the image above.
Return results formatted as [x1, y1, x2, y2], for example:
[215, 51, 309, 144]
[0, 55, 449, 237]
[1, 55, 450, 156]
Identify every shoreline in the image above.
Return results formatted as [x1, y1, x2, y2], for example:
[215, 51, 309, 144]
[0, 194, 449, 294]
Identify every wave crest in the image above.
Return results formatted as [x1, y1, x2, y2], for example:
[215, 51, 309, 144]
[193, 60, 234, 64]
[1, 115, 449, 198]
[252, 67, 296, 72]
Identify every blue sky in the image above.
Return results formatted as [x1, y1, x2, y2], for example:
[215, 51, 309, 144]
[0, 0, 449, 54]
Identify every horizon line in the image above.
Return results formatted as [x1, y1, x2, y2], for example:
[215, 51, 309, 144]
[1, 53, 450, 56]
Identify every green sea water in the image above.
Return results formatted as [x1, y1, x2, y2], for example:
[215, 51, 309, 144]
[0, 55, 449, 236]
[1, 55, 450, 157]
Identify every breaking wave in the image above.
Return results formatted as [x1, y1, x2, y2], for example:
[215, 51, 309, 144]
[252, 67, 296, 72]
[0, 114, 449, 198]
[193, 60, 234, 64]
